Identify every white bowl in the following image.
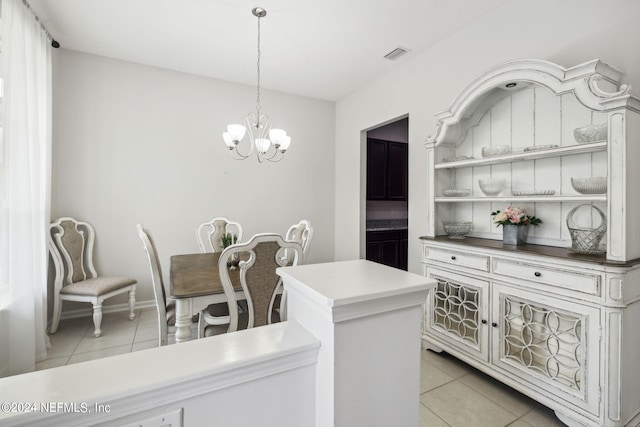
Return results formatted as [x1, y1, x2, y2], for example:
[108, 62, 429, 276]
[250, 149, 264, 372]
[574, 124, 607, 144]
[482, 145, 511, 157]
[571, 177, 607, 194]
[443, 222, 472, 239]
[478, 178, 506, 196]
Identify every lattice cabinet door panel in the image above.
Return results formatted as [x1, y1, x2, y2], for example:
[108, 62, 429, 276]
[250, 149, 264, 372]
[491, 282, 601, 415]
[424, 267, 490, 362]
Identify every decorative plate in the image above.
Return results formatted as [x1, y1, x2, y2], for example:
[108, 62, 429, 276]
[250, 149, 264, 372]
[511, 190, 555, 196]
[481, 145, 511, 157]
[442, 155, 474, 162]
[524, 145, 559, 152]
[442, 189, 471, 197]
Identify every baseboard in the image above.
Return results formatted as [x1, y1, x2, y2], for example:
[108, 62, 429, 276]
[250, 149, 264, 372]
[59, 300, 156, 320]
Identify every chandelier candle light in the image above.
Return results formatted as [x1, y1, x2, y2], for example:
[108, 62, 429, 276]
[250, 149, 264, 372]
[222, 7, 291, 163]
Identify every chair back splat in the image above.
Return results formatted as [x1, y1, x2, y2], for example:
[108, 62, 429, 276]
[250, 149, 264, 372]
[205, 233, 302, 336]
[284, 220, 313, 263]
[196, 217, 243, 253]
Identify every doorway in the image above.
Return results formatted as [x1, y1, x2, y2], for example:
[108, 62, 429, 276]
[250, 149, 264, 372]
[364, 117, 408, 270]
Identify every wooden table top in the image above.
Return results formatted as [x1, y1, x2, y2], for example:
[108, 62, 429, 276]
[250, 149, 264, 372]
[170, 252, 242, 299]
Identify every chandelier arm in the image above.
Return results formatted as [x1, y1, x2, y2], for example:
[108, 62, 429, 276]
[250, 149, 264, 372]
[229, 148, 252, 160]
[264, 150, 285, 163]
[260, 143, 285, 162]
[229, 138, 254, 160]
[246, 113, 271, 142]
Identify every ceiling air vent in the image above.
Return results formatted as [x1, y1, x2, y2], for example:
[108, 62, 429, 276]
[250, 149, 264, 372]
[384, 47, 410, 61]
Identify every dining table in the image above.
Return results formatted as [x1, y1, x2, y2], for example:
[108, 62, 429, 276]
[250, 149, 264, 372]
[170, 252, 244, 343]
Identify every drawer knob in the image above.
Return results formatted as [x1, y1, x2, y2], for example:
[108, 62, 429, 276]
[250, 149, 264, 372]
[451, 256, 457, 260]
[481, 319, 487, 324]
[491, 322, 498, 327]
[534, 271, 541, 277]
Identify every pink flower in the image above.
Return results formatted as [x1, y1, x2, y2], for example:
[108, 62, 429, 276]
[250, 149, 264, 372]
[494, 212, 508, 223]
[492, 206, 542, 227]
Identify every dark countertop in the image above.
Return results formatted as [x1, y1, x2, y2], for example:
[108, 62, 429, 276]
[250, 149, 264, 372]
[366, 219, 408, 232]
[419, 235, 640, 267]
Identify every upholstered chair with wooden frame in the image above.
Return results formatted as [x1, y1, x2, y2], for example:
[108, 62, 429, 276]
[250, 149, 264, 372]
[196, 217, 243, 253]
[204, 233, 302, 337]
[136, 224, 176, 346]
[196, 217, 244, 337]
[49, 217, 137, 338]
[284, 220, 313, 263]
[278, 219, 313, 317]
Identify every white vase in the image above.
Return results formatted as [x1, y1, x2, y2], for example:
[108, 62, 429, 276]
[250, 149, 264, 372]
[502, 224, 528, 245]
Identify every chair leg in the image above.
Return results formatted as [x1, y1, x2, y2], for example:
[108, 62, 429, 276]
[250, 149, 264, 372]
[128, 287, 136, 320]
[280, 290, 288, 321]
[49, 295, 62, 334]
[238, 300, 248, 313]
[92, 302, 103, 337]
[198, 311, 205, 339]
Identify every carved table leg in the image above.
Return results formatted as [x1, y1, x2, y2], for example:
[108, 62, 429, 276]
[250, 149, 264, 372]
[174, 299, 193, 343]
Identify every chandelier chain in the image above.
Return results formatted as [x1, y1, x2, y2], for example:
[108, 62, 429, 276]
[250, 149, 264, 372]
[255, 14, 262, 123]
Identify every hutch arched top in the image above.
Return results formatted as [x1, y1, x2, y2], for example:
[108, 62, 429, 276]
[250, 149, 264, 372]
[423, 59, 640, 262]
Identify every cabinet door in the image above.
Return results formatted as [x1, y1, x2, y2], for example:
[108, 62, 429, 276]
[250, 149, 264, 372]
[424, 267, 490, 362]
[399, 236, 408, 271]
[386, 141, 408, 201]
[366, 240, 400, 267]
[366, 230, 401, 268]
[491, 282, 600, 415]
[366, 139, 388, 200]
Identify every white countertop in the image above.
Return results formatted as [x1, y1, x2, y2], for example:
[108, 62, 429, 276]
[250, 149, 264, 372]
[277, 259, 434, 308]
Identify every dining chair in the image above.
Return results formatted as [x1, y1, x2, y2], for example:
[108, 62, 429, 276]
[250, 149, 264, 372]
[284, 220, 313, 263]
[195, 217, 243, 337]
[49, 217, 137, 337]
[136, 224, 176, 346]
[204, 233, 303, 336]
[196, 217, 243, 253]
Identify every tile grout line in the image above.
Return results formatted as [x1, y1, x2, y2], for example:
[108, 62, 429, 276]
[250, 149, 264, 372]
[419, 401, 452, 426]
[456, 372, 534, 419]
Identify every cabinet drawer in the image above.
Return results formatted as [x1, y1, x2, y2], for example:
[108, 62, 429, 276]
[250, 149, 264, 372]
[493, 258, 600, 295]
[424, 247, 489, 272]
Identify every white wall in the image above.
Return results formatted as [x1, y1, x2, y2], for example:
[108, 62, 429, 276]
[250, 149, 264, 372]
[52, 50, 335, 308]
[334, 0, 640, 273]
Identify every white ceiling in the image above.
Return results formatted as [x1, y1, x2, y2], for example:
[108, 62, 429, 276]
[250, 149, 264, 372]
[28, 0, 509, 101]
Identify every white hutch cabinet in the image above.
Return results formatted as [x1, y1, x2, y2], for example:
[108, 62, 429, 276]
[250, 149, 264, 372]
[420, 59, 640, 426]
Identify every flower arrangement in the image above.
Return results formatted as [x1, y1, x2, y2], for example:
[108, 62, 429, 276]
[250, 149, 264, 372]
[491, 206, 542, 227]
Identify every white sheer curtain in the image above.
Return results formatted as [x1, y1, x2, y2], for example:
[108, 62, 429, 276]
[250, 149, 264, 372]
[0, 0, 52, 377]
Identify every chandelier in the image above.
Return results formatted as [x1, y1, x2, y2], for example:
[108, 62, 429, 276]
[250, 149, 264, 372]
[222, 7, 290, 163]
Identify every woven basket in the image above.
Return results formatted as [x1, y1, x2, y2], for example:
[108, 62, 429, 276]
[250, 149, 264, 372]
[566, 204, 607, 254]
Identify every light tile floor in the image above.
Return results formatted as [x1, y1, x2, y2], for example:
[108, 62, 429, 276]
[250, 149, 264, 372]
[419, 350, 565, 426]
[38, 308, 565, 426]
[36, 308, 197, 371]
